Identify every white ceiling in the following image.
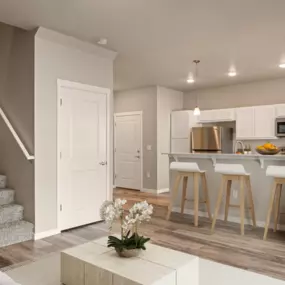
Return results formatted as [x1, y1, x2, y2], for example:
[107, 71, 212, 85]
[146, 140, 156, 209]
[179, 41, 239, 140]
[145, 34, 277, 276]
[1, 0, 285, 92]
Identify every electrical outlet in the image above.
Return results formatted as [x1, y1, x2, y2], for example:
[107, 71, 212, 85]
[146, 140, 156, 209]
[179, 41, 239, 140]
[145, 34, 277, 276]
[146, 171, 151, 178]
[233, 189, 238, 199]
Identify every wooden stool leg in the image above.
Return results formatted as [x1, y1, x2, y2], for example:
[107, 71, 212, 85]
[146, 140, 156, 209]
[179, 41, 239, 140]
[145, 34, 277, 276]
[211, 176, 226, 233]
[193, 173, 199, 227]
[167, 174, 182, 220]
[202, 172, 212, 221]
[274, 184, 282, 232]
[239, 176, 245, 236]
[263, 181, 278, 240]
[245, 176, 256, 227]
[224, 180, 232, 222]
[181, 176, 188, 214]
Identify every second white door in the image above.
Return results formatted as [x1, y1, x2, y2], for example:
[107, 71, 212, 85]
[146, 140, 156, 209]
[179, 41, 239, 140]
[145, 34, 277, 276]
[114, 113, 142, 190]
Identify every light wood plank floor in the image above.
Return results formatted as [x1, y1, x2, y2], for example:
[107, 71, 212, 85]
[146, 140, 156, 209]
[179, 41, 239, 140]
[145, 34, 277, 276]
[0, 188, 285, 282]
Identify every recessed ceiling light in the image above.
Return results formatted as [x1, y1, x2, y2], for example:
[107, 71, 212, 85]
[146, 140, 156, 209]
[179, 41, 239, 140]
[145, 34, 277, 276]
[187, 77, 195, 83]
[98, 38, 108, 45]
[228, 65, 237, 77]
[279, 63, 285, 68]
[228, 70, 237, 77]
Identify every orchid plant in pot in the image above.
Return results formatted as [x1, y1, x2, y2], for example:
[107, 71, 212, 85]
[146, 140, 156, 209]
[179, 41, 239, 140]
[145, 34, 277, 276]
[100, 199, 153, 257]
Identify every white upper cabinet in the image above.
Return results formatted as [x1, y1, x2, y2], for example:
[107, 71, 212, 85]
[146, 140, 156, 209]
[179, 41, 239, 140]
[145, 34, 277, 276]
[216, 108, 235, 121]
[236, 105, 276, 139]
[236, 107, 255, 139]
[171, 110, 199, 152]
[198, 109, 235, 122]
[275, 104, 285, 117]
[254, 105, 276, 139]
[198, 110, 215, 122]
[171, 110, 197, 139]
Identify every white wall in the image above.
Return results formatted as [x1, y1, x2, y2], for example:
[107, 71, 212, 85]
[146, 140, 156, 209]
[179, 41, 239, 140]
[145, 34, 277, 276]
[157, 87, 183, 191]
[34, 28, 116, 235]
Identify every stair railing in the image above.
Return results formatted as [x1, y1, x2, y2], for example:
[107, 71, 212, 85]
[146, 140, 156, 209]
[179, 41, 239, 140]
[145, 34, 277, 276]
[0, 108, 34, 160]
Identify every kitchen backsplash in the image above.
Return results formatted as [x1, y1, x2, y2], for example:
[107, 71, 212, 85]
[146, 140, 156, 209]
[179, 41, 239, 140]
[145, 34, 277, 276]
[240, 139, 285, 152]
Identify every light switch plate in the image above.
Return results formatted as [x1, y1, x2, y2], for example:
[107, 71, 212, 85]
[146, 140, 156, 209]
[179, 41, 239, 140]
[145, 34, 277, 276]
[146, 145, 152, 151]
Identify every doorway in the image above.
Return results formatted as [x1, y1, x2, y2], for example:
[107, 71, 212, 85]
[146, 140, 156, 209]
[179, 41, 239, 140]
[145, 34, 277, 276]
[57, 80, 110, 231]
[114, 112, 143, 191]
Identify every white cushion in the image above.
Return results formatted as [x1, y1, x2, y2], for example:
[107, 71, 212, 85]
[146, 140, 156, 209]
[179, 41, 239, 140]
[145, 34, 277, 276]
[0, 271, 20, 285]
[266, 166, 285, 178]
[215, 163, 249, 175]
[170, 162, 203, 173]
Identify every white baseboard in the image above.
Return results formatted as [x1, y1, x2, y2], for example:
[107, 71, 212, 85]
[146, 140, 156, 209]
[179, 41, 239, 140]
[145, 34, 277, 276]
[142, 188, 158, 194]
[172, 207, 285, 231]
[142, 188, 169, 195]
[34, 228, 61, 240]
[157, 188, 170, 194]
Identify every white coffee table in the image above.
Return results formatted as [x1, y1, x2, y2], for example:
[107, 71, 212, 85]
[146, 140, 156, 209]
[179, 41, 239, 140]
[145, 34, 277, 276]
[61, 236, 199, 285]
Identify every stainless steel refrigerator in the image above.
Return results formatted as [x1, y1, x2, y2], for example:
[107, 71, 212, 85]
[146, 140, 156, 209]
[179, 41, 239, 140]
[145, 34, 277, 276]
[191, 126, 233, 153]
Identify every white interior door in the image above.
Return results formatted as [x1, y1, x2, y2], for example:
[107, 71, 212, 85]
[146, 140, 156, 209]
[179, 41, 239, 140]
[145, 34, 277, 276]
[114, 113, 142, 190]
[58, 83, 107, 231]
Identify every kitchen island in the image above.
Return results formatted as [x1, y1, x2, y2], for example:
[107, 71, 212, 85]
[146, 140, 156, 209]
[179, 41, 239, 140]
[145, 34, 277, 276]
[167, 152, 285, 169]
[165, 152, 285, 229]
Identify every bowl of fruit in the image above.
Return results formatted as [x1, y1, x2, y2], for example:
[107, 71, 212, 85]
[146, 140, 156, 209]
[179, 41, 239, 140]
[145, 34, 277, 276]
[256, 142, 280, 155]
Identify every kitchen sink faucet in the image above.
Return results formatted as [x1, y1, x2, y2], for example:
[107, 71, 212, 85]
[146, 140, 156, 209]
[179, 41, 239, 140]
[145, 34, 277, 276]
[235, 141, 245, 154]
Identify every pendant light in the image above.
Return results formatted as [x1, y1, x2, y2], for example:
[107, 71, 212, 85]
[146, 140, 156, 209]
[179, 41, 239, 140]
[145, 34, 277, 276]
[193, 60, 201, 116]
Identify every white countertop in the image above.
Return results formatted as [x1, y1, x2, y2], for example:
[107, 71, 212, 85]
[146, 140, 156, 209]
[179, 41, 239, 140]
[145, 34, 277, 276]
[164, 152, 285, 160]
[163, 153, 285, 168]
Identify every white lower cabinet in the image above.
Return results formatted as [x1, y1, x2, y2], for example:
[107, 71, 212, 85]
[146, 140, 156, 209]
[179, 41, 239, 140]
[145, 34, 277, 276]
[236, 106, 276, 139]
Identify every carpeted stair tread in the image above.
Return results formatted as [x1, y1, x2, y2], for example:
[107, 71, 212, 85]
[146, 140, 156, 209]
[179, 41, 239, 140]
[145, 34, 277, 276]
[0, 204, 23, 224]
[0, 189, 15, 206]
[0, 220, 34, 247]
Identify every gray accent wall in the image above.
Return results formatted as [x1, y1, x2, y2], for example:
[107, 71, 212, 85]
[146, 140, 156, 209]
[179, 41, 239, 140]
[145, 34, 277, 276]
[114, 87, 158, 190]
[0, 22, 35, 223]
[184, 77, 285, 110]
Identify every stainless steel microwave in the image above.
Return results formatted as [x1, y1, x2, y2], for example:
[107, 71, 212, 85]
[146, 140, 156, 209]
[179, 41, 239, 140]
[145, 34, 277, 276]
[276, 117, 285, 137]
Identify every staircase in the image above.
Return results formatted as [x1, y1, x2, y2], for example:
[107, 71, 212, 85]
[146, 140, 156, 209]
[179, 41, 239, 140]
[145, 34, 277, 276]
[0, 175, 34, 247]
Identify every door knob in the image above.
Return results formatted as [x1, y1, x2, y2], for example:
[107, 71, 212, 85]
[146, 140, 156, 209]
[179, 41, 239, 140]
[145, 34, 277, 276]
[135, 155, 140, 159]
[99, 161, 107, 166]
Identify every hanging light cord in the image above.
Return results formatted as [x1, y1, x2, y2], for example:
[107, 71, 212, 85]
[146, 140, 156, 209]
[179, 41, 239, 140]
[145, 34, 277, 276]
[193, 60, 200, 106]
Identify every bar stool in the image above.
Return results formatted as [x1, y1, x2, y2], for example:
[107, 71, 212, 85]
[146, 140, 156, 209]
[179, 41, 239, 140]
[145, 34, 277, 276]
[166, 162, 212, 226]
[263, 166, 285, 240]
[211, 164, 256, 235]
